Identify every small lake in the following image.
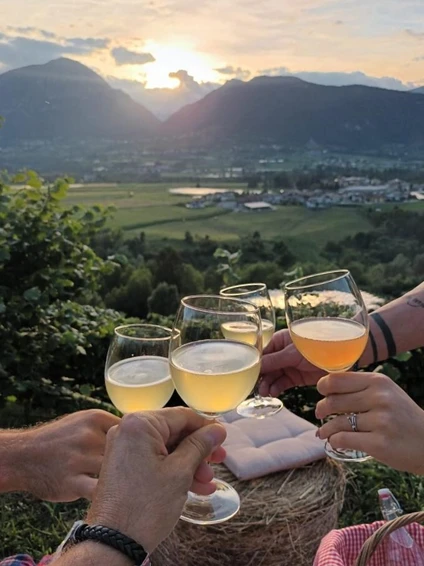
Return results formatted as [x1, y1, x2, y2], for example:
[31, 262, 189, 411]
[169, 188, 244, 196]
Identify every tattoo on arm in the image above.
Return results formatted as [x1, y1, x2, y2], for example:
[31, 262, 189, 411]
[407, 298, 424, 308]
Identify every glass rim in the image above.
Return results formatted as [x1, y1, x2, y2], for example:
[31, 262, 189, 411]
[284, 269, 351, 291]
[220, 282, 267, 296]
[114, 323, 173, 341]
[180, 294, 260, 316]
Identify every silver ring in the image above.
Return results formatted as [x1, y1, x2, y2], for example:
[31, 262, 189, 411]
[347, 413, 358, 432]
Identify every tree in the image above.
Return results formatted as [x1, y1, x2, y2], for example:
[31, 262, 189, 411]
[105, 267, 153, 318]
[148, 282, 180, 316]
[272, 239, 295, 268]
[214, 248, 242, 286]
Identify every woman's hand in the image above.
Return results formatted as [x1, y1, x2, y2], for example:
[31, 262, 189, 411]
[259, 329, 325, 397]
[316, 372, 424, 475]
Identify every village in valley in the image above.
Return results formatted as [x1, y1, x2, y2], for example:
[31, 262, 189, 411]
[179, 176, 424, 213]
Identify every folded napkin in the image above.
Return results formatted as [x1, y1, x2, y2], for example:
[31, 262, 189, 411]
[220, 408, 326, 481]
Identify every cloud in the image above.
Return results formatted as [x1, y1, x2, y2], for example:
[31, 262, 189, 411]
[257, 67, 418, 91]
[111, 46, 155, 66]
[405, 29, 424, 39]
[215, 65, 251, 80]
[108, 70, 219, 119]
[0, 34, 110, 70]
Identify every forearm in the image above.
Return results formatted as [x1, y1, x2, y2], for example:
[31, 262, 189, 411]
[54, 541, 133, 566]
[360, 282, 424, 367]
[0, 431, 31, 493]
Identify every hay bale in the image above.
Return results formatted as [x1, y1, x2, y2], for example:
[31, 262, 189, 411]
[153, 458, 346, 566]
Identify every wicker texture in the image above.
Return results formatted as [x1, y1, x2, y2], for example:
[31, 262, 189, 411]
[153, 458, 346, 566]
[355, 511, 424, 566]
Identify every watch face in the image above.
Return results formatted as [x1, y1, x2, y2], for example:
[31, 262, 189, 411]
[56, 520, 84, 555]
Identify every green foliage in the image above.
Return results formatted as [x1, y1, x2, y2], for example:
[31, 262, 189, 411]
[214, 247, 242, 285]
[148, 282, 180, 316]
[105, 266, 153, 318]
[0, 173, 127, 416]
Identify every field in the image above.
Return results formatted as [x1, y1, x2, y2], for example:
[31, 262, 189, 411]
[65, 183, 424, 258]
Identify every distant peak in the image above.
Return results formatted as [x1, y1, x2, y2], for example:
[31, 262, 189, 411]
[249, 75, 308, 86]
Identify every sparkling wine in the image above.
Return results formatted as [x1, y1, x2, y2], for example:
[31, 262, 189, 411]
[170, 340, 260, 415]
[290, 317, 368, 372]
[221, 319, 274, 348]
[106, 356, 174, 413]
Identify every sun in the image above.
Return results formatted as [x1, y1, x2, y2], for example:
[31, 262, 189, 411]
[128, 42, 220, 89]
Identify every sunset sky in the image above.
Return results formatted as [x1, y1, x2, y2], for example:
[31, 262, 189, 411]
[1, 0, 424, 92]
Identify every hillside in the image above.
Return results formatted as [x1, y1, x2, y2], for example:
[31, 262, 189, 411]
[0, 58, 160, 143]
[164, 76, 424, 150]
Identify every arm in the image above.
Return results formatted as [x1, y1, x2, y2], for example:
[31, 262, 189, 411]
[53, 408, 226, 566]
[0, 430, 31, 493]
[55, 542, 132, 566]
[360, 281, 424, 367]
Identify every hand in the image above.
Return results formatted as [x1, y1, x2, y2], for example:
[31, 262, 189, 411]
[23, 410, 120, 502]
[259, 329, 325, 397]
[316, 372, 424, 475]
[88, 407, 227, 553]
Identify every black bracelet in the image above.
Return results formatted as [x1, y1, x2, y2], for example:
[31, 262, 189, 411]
[371, 312, 397, 359]
[73, 523, 150, 565]
[369, 330, 378, 365]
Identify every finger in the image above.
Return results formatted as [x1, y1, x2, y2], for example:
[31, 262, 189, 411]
[261, 343, 299, 375]
[171, 423, 227, 472]
[194, 461, 214, 484]
[317, 412, 373, 439]
[81, 455, 103, 476]
[83, 409, 121, 434]
[262, 329, 290, 355]
[190, 479, 217, 496]
[316, 391, 371, 419]
[326, 431, 371, 455]
[149, 407, 214, 447]
[72, 475, 98, 501]
[317, 373, 374, 396]
[208, 446, 226, 463]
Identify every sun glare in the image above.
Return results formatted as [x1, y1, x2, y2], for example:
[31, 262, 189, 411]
[130, 42, 220, 89]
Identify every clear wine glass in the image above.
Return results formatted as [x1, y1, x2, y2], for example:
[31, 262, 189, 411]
[169, 295, 262, 524]
[284, 270, 371, 463]
[105, 324, 175, 414]
[220, 282, 283, 418]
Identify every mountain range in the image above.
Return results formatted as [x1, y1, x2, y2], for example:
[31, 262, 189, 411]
[1, 58, 424, 151]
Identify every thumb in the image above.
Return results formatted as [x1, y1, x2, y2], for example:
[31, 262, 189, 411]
[172, 423, 227, 473]
[261, 343, 299, 375]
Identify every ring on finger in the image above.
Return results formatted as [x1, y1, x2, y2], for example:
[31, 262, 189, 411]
[347, 413, 359, 432]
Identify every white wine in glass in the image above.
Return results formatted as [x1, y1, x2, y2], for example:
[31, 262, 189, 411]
[105, 324, 175, 413]
[169, 295, 262, 524]
[220, 283, 283, 419]
[284, 270, 371, 463]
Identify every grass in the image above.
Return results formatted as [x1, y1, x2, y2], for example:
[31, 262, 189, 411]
[64, 183, 386, 262]
[2, 461, 424, 560]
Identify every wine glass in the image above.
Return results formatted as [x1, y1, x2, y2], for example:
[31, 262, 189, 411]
[105, 324, 175, 413]
[284, 270, 371, 463]
[220, 282, 283, 418]
[169, 295, 262, 524]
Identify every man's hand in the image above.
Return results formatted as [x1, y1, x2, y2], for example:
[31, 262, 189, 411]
[259, 329, 324, 397]
[13, 410, 120, 501]
[87, 407, 227, 553]
[316, 372, 424, 475]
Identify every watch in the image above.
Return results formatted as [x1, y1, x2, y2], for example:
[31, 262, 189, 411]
[56, 520, 151, 565]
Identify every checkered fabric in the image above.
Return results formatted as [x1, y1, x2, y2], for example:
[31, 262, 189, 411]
[314, 521, 424, 566]
[0, 556, 51, 566]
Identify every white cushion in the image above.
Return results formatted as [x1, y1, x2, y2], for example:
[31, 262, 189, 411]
[220, 408, 326, 481]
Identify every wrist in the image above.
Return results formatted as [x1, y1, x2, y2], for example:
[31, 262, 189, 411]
[63, 540, 134, 565]
[86, 510, 155, 554]
[0, 431, 32, 493]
